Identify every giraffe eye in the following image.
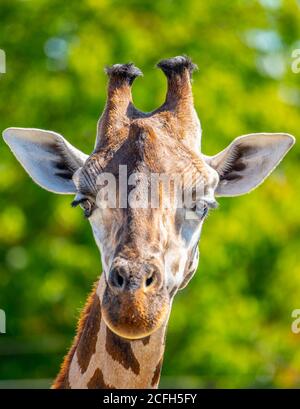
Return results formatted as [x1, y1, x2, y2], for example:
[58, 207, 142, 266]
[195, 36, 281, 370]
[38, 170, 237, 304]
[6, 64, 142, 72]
[80, 199, 93, 218]
[202, 204, 209, 218]
[71, 197, 94, 218]
[191, 202, 208, 219]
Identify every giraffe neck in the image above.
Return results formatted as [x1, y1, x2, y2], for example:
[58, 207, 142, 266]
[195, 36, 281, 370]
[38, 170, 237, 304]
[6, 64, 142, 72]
[52, 274, 168, 389]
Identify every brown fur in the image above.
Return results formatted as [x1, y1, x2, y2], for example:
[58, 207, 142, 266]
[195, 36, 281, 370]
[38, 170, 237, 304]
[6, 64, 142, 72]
[52, 282, 99, 389]
[142, 336, 151, 346]
[151, 358, 163, 386]
[77, 293, 101, 373]
[105, 327, 140, 375]
[87, 368, 115, 389]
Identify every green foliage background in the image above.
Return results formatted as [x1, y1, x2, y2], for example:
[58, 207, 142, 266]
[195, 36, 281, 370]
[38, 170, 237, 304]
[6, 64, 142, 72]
[0, 0, 300, 388]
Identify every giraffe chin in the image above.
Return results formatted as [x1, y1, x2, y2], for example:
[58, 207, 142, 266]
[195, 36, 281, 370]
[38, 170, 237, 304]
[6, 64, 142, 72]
[101, 287, 169, 340]
[102, 316, 165, 340]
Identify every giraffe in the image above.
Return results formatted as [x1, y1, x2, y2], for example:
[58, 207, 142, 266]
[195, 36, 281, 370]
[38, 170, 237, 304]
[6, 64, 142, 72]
[3, 56, 295, 389]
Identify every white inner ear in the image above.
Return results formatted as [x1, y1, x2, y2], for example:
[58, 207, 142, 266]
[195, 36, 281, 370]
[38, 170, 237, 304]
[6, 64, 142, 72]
[206, 133, 295, 197]
[3, 127, 88, 194]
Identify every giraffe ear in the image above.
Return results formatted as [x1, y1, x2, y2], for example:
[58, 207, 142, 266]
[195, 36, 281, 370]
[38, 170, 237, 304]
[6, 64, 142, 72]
[3, 127, 88, 194]
[205, 133, 295, 197]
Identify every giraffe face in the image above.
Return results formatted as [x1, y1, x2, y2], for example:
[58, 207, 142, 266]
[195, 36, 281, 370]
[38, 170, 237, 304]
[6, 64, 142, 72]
[72, 120, 218, 339]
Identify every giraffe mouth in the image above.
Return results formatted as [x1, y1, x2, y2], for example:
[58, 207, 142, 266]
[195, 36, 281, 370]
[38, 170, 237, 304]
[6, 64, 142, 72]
[101, 287, 169, 339]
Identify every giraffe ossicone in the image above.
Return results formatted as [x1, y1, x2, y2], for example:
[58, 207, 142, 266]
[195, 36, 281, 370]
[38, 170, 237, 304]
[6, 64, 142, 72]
[3, 56, 295, 388]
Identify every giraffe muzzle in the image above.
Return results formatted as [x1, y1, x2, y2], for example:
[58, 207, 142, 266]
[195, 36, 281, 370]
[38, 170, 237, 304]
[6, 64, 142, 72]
[101, 263, 169, 339]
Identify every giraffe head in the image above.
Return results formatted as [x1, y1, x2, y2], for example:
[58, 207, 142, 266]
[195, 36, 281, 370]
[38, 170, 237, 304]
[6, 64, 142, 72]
[3, 56, 294, 340]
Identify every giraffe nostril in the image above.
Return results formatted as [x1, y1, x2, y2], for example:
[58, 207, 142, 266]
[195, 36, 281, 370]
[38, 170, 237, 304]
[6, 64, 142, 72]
[116, 272, 124, 288]
[145, 275, 154, 287]
[144, 266, 161, 290]
[109, 267, 126, 290]
[109, 263, 161, 292]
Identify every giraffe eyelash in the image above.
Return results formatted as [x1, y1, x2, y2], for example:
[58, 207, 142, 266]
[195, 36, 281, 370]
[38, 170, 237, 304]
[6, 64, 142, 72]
[71, 197, 95, 218]
[71, 198, 86, 208]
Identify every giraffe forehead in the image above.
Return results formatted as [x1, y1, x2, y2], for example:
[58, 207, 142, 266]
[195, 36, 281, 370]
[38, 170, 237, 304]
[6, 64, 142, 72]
[76, 143, 213, 197]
